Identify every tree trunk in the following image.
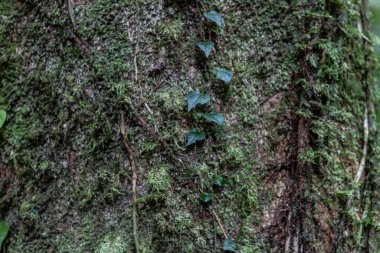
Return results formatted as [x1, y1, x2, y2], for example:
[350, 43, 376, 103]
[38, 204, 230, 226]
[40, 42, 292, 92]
[0, 0, 379, 252]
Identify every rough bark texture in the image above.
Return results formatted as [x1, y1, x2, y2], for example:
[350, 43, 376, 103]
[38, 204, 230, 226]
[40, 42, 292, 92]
[0, 0, 379, 252]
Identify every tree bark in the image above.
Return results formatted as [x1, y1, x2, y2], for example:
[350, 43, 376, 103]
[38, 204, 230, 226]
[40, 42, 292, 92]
[0, 0, 378, 252]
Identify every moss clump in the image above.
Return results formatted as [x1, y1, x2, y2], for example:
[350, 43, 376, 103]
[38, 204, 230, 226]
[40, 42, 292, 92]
[222, 145, 244, 167]
[147, 165, 171, 192]
[96, 232, 129, 253]
[154, 87, 186, 114]
[154, 20, 184, 42]
[193, 162, 214, 190]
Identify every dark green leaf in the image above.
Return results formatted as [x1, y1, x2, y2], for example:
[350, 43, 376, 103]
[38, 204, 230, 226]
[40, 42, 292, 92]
[0, 110, 6, 129]
[204, 11, 223, 27]
[199, 192, 212, 203]
[215, 176, 229, 187]
[223, 239, 237, 252]
[197, 41, 214, 58]
[203, 112, 225, 126]
[187, 128, 206, 146]
[187, 91, 211, 112]
[213, 68, 233, 84]
[0, 221, 9, 249]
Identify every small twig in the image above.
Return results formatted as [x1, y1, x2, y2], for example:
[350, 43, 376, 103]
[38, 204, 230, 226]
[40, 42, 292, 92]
[355, 202, 369, 252]
[197, 0, 206, 10]
[67, 0, 76, 30]
[65, 0, 92, 53]
[120, 112, 140, 253]
[144, 103, 153, 115]
[355, 106, 369, 182]
[126, 21, 141, 100]
[133, 45, 139, 82]
[125, 21, 138, 82]
[213, 216, 217, 253]
[212, 209, 228, 239]
[71, 33, 91, 53]
[66, 148, 72, 176]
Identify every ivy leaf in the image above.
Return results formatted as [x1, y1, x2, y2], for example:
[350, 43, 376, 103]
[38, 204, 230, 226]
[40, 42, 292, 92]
[223, 239, 237, 252]
[187, 91, 211, 112]
[215, 176, 229, 187]
[213, 68, 233, 84]
[203, 112, 225, 126]
[187, 128, 205, 146]
[0, 221, 9, 249]
[204, 11, 223, 27]
[0, 110, 6, 129]
[199, 192, 212, 204]
[197, 41, 214, 58]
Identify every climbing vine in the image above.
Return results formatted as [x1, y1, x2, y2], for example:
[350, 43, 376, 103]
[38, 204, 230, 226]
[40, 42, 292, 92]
[184, 5, 238, 252]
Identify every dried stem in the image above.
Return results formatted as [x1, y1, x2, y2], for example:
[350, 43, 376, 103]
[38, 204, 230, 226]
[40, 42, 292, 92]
[66, 0, 76, 29]
[66, 0, 91, 53]
[355, 106, 369, 183]
[120, 112, 140, 253]
[212, 209, 228, 239]
[133, 45, 139, 82]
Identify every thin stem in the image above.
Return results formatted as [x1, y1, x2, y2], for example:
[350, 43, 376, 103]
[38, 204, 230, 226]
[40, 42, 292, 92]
[120, 112, 140, 253]
[212, 208, 228, 239]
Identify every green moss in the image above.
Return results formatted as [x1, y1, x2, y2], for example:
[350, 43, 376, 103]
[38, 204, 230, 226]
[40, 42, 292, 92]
[194, 163, 214, 190]
[147, 165, 171, 192]
[19, 194, 39, 219]
[154, 20, 184, 42]
[222, 145, 244, 167]
[154, 87, 186, 114]
[298, 150, 317, 165]
[96, 232, 129, 253]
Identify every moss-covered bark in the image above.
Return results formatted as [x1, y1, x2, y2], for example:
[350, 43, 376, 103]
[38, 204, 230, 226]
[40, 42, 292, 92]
[0, 0, 379, 252]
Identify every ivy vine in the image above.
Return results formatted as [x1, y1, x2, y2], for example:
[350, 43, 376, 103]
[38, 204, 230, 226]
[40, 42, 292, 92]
[186, 9, 233, 147]
[184, 6, 237, 251]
